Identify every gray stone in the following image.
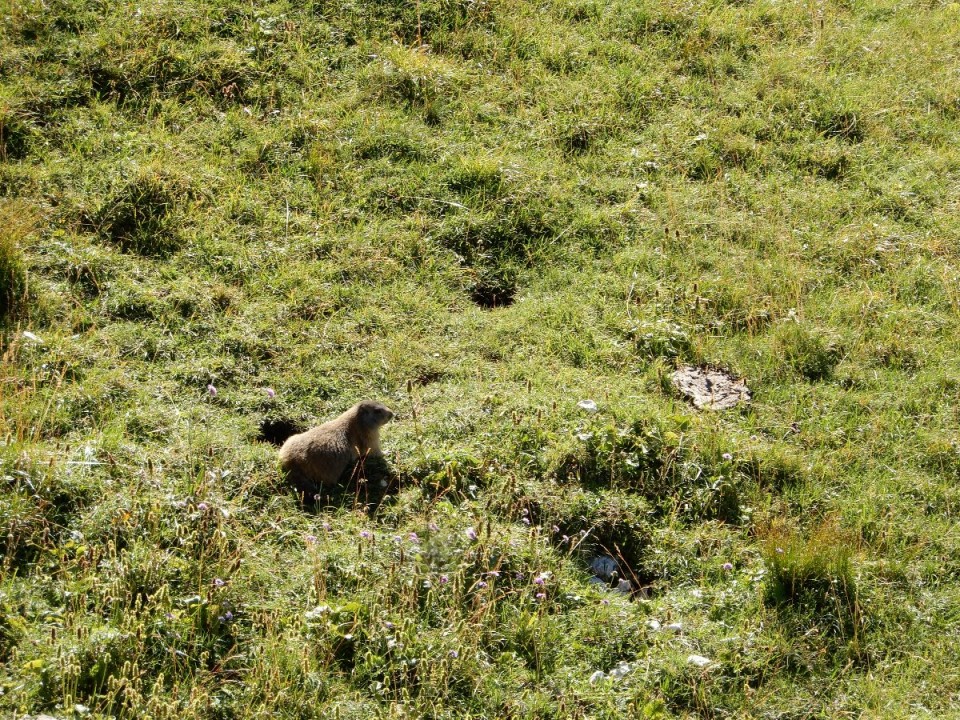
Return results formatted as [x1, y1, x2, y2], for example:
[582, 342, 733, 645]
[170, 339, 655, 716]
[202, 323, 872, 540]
[671, 366, 751, 411]
[589, 555, 619, 580]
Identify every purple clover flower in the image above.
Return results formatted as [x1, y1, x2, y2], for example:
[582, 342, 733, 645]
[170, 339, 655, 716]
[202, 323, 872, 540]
[722, 562, 733, 571]
[207, 384, 217, 397]
[264, 387, 276, 398]
[465, 527, 478, 541]
[439, 574, 449, 585]
[214, 578, 225, 587]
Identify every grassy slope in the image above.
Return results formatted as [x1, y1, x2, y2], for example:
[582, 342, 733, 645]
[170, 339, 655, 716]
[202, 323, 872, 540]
[2, 0, 960, 716]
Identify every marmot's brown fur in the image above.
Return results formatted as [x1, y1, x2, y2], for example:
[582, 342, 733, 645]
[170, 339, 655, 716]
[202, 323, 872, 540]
[278, 400, 395, 494]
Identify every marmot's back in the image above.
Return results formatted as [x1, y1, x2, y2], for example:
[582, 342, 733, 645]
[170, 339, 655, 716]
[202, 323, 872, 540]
[278, 400, 394, 494]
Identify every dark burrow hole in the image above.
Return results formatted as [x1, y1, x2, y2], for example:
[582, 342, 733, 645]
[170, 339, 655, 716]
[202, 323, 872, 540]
[520, 494, 658, 599]
[258, 417, 304, 446]
[469, 281, 516, 309]
[586, 540, 659, 599]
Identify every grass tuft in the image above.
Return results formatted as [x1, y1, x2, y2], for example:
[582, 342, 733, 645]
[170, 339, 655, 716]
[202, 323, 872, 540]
[0, 202, 31, 322]
[762, 519, 862, 656]
[89, 170, 192, 256]
[772, 321, 840, 381]
[0, 108, 33, 161]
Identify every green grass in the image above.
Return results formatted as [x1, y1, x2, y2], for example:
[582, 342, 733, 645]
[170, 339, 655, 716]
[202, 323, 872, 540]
[0, 201, 30, 321]
[2, 0, 960, 716]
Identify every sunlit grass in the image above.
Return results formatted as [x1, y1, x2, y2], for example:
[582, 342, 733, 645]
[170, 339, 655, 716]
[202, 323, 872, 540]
[2, 0, 960, 717]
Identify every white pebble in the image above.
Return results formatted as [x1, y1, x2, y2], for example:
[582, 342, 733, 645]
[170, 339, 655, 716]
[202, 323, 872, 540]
[687, 654, 712, 668]
[577, 399, 598, 412]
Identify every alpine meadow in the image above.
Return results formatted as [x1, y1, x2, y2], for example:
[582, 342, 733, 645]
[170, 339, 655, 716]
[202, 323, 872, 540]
[2, 0, 960, 717]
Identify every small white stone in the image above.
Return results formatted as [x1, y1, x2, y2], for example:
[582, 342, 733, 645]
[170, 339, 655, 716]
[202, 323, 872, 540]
[577, 399, 598, 412]
[614, 578, 632, 594]
[22, 331, 42, 344]
[687, 654, 712, 668]
[588, 670, 606, 684]
[609, 662, 632, 679]
[304, 605, 331, 620]
[664, 622, 683, 634]
[647, 619, 662, 632]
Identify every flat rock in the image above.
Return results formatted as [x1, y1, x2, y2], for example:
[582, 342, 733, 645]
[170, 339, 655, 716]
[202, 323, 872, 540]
[671, 366, 750, 411]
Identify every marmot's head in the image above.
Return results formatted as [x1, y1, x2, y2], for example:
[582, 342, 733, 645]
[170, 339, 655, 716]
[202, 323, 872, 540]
[355, 400, 395, 429]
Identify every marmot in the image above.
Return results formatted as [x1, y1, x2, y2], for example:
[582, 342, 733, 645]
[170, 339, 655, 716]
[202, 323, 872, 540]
[278, 400, 395, 494]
